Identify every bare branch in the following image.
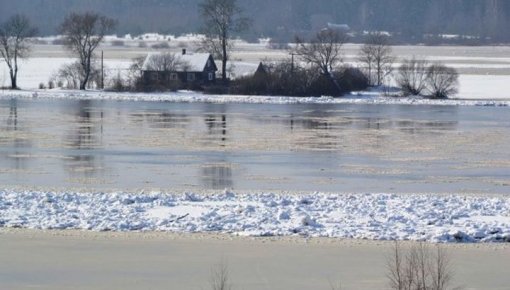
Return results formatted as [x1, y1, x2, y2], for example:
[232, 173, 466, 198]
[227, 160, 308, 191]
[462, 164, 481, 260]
[294, 29, 348, 76]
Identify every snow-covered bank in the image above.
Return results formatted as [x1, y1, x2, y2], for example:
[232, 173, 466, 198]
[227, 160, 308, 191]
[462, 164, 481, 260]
[1, 190, 509, 243]
[1, 89, 510, 107]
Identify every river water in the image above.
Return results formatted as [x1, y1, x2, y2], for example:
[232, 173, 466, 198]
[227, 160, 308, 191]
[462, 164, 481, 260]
[0, 98, 509, 194]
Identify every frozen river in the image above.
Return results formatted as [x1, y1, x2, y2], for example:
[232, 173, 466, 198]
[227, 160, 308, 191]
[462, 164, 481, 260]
[0, 98, 509, 194]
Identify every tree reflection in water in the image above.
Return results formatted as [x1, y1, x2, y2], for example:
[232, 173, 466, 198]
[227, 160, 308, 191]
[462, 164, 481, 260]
[201, 163, 233, 190]
[63, 100, 104, 179]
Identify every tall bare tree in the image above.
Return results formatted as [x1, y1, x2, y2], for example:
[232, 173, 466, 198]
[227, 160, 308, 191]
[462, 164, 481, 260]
[294, 29, 348, 77]
[0, 14, 37, 89]
[358, 32, 395, 86]
[199, 0, 250, 84]
[59, 12, 116, 90]
[294, 29, 348, 94]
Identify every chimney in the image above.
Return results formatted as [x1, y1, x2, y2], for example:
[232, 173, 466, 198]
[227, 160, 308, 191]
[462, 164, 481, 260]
[182, 49, 186, 55]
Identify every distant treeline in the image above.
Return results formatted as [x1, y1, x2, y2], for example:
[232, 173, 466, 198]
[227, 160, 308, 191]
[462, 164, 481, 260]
[1, 0, 510, 43]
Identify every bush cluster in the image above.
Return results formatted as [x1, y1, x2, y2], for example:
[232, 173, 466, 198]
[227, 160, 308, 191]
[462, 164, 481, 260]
[231, 61, 368, 97]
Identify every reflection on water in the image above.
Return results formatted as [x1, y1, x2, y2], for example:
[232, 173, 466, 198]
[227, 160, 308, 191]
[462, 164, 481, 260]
[0, 98, 508, 193]
[0, 99, 31, 171]
[204, 104, 228, 146]
[130, 111, 190, 129]
[7, 98, 18, 130]
[63, 100, 104, 177]
[201, 163, 233, 190]
[205, 114, 227, 144]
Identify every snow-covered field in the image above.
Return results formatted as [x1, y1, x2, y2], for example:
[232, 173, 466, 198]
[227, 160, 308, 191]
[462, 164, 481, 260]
[1, 189, 509, 243]
[2, 43, 510, 100]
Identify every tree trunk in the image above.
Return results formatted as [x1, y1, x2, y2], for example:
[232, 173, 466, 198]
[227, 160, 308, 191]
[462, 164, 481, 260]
[9, 69, 17, 89]
[222, 40, 227, 85]
[81, 59, 91, 90]
[326, 71, 342, 96]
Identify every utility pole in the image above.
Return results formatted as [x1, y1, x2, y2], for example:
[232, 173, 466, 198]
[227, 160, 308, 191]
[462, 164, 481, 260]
[290, 52, 295, 74]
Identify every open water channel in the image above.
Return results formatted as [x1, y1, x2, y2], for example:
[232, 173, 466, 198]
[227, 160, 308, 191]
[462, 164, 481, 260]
[0, 97, 509, 194]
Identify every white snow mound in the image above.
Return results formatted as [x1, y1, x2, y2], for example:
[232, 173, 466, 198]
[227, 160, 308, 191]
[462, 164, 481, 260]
[1, 190, 509, 243]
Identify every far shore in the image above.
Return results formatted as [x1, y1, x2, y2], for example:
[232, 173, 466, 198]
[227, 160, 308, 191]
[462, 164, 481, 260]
[0, 228, 509, 290]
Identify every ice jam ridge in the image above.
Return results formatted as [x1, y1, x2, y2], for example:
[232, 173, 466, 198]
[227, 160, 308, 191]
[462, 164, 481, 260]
[1, 190, 509, 243]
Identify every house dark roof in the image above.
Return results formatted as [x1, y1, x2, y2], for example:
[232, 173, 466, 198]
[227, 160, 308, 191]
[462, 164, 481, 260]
[142, 52, 215, 72]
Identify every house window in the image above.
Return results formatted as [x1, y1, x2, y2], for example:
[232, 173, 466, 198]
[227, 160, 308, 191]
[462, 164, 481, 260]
[150, 72, 159, 81]
[170, 73, 178, 80]
[187, 73, 195, 81]
[208, 72, 214, 81]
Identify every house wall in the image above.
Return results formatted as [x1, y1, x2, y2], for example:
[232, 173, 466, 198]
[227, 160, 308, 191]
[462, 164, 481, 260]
[142, 70, 216, 89]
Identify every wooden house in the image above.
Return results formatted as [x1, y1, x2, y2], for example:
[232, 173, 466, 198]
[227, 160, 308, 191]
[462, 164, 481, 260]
[141, 49, 218, 89]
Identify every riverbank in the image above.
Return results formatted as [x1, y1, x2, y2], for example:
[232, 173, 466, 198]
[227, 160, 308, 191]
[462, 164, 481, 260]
[0, 228, 508, 290]
[1, 89, 510, 106]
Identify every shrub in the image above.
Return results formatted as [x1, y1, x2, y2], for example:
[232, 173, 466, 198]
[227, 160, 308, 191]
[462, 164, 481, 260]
[230, 60, 368, 97]
[425, 64, 459, 99]
[387, 242, 456, 290]
[396, 58, 429, 96]
[53, 61, 102, 89]
[335, 67, 369, 93]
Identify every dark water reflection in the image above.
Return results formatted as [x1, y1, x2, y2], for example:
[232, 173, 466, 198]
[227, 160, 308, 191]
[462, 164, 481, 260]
[0, 98, 509, 194]
[0, 99, 31, 172]
[62, 100, 105, 178]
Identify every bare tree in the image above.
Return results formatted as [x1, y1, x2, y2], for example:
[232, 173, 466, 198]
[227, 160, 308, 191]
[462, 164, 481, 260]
[358, 32, 395, 86]
[294, 29, 348, 77]
[387, 242, 456, 290]
[294, 29, 348, 94]
[425, 64, 459, 99]
[143, 53, 190, 72]
[58, 12, 116, 90]
[0, 14, 37, 89]
[210, 260, 232, 290]
[396, 57, 429, 96]
[199, 0, 250, 84]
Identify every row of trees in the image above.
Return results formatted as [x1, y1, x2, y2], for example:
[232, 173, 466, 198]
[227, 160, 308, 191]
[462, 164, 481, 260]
[4, 0, 510, 43]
